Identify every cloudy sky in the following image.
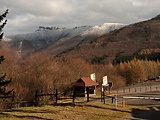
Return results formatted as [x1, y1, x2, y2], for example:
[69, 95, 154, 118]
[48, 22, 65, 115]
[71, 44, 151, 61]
[1, 0, 160, 35]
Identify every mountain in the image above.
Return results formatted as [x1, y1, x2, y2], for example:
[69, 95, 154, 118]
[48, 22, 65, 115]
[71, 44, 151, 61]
[3, 14, 160, 64]
[58, 17, 160, 64]
[5, 23, 125, 57]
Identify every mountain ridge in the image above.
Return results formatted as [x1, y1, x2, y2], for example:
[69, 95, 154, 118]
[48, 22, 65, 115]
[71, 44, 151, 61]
[2, 14, 160, 64]
[5, 23, 125, 57]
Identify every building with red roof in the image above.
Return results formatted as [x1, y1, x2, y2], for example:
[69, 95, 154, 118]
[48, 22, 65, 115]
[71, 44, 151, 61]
[73, 77, 99, 97]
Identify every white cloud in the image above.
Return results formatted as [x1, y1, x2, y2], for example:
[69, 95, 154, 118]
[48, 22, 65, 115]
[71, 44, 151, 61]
[0, 0, 159, 35]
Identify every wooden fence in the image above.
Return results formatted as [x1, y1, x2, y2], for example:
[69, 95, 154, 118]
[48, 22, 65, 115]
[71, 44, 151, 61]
[34, 89, 91, 105]
[0, 90, 59, 108]
[1, 84, 160, 109]
[0, 89, 85, 109]
[34, 89, 58, 106]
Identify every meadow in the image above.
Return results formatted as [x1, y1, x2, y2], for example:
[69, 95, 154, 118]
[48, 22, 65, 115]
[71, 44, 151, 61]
[0, 102, 146, 120]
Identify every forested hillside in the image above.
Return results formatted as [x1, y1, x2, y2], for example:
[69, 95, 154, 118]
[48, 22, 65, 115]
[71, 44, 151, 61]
[61, 16, 160, 64]
[1, 46, 160, 102]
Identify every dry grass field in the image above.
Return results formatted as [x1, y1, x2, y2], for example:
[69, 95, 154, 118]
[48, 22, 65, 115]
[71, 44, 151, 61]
[0, 102, 146, 120]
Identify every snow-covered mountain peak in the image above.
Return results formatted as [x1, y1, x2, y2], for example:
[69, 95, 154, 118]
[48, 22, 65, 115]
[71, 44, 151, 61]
[81, 23, 125, 36]
[6, 22, 125, 57]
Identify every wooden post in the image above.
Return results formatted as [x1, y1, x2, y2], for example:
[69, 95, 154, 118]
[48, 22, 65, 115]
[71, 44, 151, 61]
[11, 91, 15, 102]
[73, 89, 76, 103]
[112, 97, 114, 103]
[122, 96, 125, 107]
[103, 91, 105, 104]
[86, 87, 89, 102]
[156, 86, 158, 91]
[11, 91, 15, 108]
[101, 91, 102, 102]
[109, 87, 111, 94]
[35, 90, 38, 106]
[129, 88, 130, 93]
[55, 89, 58, 104]
[115, 95, 117, 109]
[101, 86, 103, 102]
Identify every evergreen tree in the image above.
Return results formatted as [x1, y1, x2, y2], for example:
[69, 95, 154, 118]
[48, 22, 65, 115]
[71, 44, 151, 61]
[0, 9, 13, 96]
[0, 9, 8, 40]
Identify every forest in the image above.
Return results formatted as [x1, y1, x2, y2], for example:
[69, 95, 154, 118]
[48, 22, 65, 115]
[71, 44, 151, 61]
[1, 47, 160, 103]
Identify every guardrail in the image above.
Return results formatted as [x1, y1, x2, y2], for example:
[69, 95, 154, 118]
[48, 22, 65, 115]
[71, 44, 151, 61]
[122, 96, 160, 107]
[116, 85, 160, 94]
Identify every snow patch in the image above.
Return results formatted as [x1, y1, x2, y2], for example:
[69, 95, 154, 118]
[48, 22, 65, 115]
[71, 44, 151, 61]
[81, 23, 125, 36]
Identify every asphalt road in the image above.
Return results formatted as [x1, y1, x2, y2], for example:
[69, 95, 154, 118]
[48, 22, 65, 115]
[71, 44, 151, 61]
[95, 81, 160, 120]
[115, 87, 160, 120]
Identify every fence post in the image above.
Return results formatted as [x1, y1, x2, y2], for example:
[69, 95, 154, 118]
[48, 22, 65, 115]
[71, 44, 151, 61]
[122, 96, 125, 107]
[11, 91, 15, 102]
[11, 91, 15, 108]
[156, 86, 158, 91]
[55, 89, 58, 104]
[101, 86, 103, 102]
[73, 89, 76, 103]
[101, 91, 102, 102]
[115, 95, 117, 109]
[129, 88, 130, 93]
[103, 92, 105, 104]
[35, 90, 38, 106]
[112, 97, 114, 103]
[86, 87, 89, 102]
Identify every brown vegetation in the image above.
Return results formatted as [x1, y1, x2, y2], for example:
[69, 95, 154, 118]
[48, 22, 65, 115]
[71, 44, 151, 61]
[1, 44, 160, 104]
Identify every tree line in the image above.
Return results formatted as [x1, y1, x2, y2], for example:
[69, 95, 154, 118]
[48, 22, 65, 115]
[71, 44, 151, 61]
[117, 58, 160, 84]
[113, 50, 160, 64]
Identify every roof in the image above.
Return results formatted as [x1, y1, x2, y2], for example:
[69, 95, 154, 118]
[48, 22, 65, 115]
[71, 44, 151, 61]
[74, 77, 99, 87]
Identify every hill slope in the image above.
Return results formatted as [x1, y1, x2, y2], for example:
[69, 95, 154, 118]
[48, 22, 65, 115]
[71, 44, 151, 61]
[59, 17, 160, 64]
